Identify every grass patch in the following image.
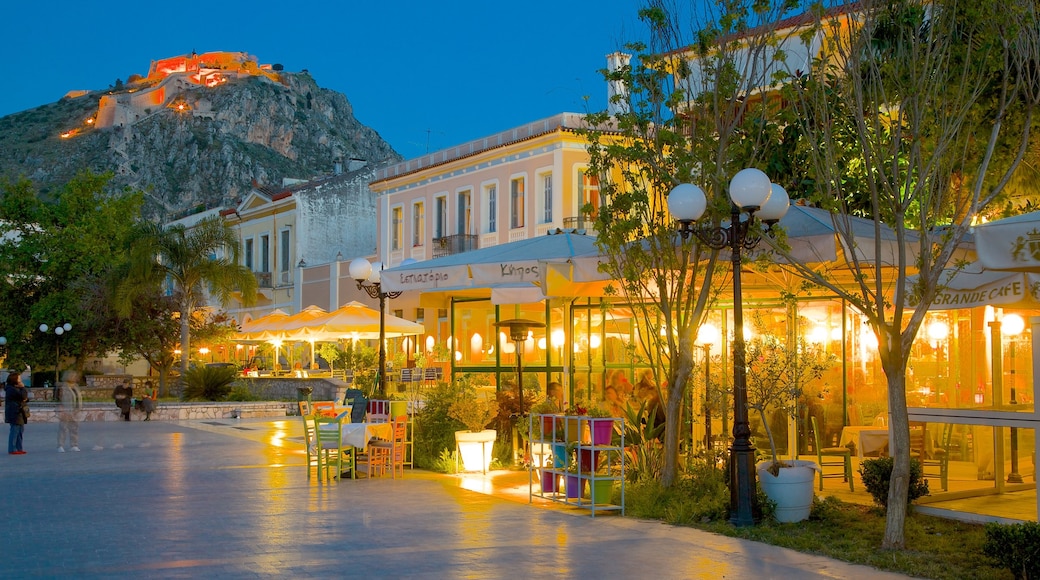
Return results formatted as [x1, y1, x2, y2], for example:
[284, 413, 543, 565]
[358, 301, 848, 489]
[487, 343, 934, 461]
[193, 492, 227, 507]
[698, 497, 1011, 579]
[624, 475, 1013, 579]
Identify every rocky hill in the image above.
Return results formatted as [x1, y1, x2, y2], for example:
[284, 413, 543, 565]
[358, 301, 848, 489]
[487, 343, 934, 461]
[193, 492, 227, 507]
[0, 68, 400, 218]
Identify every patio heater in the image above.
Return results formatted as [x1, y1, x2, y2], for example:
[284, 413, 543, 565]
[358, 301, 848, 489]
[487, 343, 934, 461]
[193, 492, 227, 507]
[668, 169, 790, 527]
[495, 318, 545, 417]
[349, 258, 402, 398]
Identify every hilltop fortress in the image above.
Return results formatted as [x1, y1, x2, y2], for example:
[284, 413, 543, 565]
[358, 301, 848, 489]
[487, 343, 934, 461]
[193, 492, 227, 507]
[94, 51, 282, 129]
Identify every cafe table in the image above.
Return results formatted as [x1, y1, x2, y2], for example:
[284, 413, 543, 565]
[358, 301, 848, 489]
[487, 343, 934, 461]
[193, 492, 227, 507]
[839, 425, 890, 461]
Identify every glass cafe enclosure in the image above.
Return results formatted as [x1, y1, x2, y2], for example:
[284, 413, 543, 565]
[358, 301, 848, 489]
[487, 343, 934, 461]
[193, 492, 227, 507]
[423, 293, 1035, 500]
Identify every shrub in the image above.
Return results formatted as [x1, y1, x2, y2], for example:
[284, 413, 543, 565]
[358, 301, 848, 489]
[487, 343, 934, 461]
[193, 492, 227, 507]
[624, 459, 730, 523]
[226, 383, 261, 401]
[859, 456, 929, 509]
[984, 521, 1040, 580]
[413, 380, 462, 469]
[181, 365, 237, 401]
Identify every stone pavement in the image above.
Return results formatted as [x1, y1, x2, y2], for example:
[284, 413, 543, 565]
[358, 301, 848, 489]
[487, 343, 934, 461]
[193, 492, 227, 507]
[0, 417, 911, 579]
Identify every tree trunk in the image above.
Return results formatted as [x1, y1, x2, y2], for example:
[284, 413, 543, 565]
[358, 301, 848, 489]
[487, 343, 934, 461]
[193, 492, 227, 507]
[881, 350, 911, 549]
[661, 341, 694, 487]
[180, 305, 191, 378]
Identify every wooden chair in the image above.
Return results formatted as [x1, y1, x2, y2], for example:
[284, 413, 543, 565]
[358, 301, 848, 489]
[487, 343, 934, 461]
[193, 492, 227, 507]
[912, 421, 951, 491]
[811, 416, 854, 491]
[300, 409, 318, 479]
[367, 400, 390, 424]
[313, 415, 355, 481]
[366, 415, 408, 478]
[313, 401, 336, 418]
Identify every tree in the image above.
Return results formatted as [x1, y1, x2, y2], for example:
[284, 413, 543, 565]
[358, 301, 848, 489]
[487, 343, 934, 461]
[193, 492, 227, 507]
[767, 0, 1040, 548]
[0, 172, 141, 373]
[117, 216, 257, 379]
[582, 0, 806, 488]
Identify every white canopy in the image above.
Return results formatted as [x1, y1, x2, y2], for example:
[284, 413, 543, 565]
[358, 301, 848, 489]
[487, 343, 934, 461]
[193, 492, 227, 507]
[975, 211, 1040, 271]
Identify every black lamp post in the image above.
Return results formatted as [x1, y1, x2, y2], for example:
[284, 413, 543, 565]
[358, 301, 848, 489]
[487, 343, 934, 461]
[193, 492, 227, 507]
[40, 322, 72, 396]
[494, 318, 545, 417]
[349, 258, 401, 398]
[667, 168, 790, 526]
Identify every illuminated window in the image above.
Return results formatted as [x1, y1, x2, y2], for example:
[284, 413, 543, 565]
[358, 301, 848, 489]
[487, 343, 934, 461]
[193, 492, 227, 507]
[579, 169, 600, 216]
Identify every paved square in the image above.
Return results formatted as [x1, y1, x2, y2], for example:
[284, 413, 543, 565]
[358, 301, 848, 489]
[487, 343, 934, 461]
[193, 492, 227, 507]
[0, 418, 908, 578]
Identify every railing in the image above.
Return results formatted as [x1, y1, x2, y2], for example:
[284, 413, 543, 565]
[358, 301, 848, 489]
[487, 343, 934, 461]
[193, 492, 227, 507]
[562, 214, 597, 235]
[432, 234, 479, 257]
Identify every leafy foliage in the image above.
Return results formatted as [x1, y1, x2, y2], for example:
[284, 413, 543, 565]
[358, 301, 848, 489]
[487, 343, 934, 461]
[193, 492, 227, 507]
[744, 316, 836, 466]
[859, 456, 930, 509]
[0, 172, 142, 373]
[413, 380, 463, 470]
[983, 521, 1040, 580]
[180, 364, 237, 401]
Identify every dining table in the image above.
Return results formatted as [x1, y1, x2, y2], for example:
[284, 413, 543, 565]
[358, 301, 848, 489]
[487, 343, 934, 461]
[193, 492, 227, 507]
[839, 425, 890, 461]
[320, 421, 393, 452]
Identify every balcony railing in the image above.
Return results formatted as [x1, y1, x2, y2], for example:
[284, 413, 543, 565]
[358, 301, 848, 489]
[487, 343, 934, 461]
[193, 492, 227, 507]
[255, 272, 272, 288]
[433, 234, 478, 257]
[562, 214, 597, 235]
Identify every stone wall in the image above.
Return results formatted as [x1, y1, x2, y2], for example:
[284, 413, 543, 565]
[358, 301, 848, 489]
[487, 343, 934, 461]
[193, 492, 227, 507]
[25, 401, 294, 423]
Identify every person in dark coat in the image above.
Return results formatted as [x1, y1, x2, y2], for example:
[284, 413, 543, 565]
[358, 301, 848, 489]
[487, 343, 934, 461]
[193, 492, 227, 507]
[113, 379, 132, 421]
[5, 372, 29, 454]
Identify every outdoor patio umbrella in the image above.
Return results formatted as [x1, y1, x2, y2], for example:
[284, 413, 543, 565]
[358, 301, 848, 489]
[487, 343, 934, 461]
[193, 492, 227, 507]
[237, 308, 291, 341]
[301, 301, 425, 341]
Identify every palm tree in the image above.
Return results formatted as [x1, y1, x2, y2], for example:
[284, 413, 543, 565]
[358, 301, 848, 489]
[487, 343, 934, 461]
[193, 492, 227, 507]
[118, 217, 257, 380]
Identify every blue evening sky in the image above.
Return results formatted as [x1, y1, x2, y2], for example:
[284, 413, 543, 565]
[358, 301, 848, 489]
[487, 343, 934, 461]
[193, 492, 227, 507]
[0, 1, 647, 159]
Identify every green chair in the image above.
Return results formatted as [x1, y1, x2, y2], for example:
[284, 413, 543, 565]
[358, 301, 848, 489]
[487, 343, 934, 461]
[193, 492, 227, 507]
[811, 417, 854, 491]
[313, 415, 355, 481]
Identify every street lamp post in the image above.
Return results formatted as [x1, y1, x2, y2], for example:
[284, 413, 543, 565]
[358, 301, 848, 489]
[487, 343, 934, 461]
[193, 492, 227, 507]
[349, 258, 402, 398]
[40, 322, 72, 399]
[668, 168, 790, 526]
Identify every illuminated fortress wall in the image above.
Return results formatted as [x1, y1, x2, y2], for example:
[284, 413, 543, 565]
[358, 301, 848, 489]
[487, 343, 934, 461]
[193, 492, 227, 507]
[95, 51, 279, 129]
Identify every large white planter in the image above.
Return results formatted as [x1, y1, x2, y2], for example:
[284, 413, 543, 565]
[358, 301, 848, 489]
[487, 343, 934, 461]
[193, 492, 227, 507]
[756, 459, 820, 523]
[455, 430, 497, 473]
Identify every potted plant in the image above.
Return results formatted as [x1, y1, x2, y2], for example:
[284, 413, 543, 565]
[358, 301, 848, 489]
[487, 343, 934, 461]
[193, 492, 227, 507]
[745, 329, 834, 522]
[449, 384, 499, 473]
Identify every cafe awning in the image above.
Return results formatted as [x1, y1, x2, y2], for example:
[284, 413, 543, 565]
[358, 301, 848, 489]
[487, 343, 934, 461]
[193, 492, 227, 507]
[380, 232, 599, 294]
[905, 267, 1040, 310]
[975, 211, 1040, 272]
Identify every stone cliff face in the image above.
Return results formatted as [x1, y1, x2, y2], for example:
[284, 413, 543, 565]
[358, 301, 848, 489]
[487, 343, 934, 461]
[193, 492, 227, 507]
[0, 71, 399, 217]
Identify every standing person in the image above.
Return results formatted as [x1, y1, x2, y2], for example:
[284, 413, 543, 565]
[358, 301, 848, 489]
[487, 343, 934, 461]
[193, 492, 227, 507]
[57, 370, 82, 452]
[113, 379, 132, 421]
[5, 372, 29, 454]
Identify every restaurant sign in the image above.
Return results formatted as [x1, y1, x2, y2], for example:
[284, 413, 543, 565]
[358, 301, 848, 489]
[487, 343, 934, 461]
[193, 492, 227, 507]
[907, 272, 1040, 310]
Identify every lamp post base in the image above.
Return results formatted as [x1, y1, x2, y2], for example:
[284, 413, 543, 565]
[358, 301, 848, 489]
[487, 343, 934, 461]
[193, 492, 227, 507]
[729, 444, 758, 526]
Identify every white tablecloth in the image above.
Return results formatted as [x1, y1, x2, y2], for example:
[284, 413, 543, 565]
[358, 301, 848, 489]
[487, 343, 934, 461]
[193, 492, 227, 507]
[839, 426, 889, 460]
[319, 422, 392, 452]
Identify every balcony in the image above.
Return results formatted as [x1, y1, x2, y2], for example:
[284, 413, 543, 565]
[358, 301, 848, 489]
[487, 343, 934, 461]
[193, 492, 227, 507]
[562, 214, 597, 235]
[433, 234, 478, 258]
